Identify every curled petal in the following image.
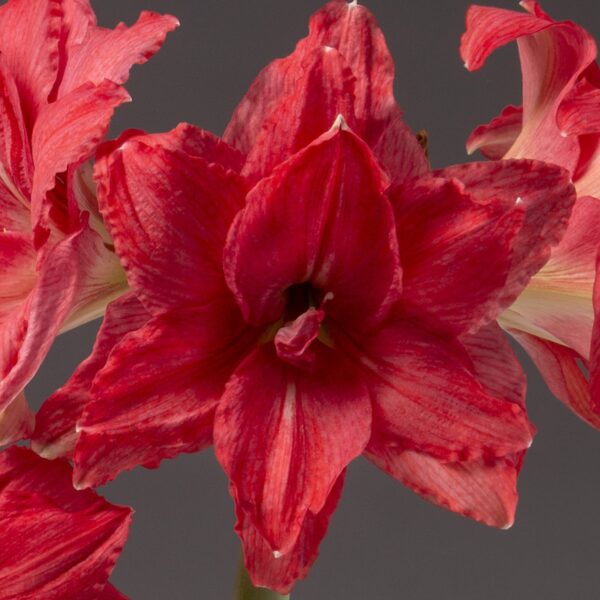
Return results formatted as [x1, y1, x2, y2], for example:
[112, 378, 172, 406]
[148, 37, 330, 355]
[0, 222, 125, 422]
[0, 392, 34, 447]
[224, 124, 401, 332]
[57, 10, 179, 97]
[0, 0, 62, 125]
[214, 344, 370, 555]
[32, 292, 149, 460]
[557, 79, 600, 137]
[511, 329, 598, 429]
[500, 195, 600, 359]
[0, 447, 131, 600]
[466, 104, 523, 159]
[237, 471, 345, 594]
[74, 303, 253, 489]
[96, 132, 246, 315]
[461, 3, 596, 170]
[31, 80, 130, 243]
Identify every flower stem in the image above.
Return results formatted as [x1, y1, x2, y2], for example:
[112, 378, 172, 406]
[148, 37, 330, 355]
[234, 555, 290, 600]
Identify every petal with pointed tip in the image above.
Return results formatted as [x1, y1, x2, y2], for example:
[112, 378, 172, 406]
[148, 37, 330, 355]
[0, 446, 131, 600]
[96, 133, 246, 315]
[74, 303, 253, 489]
[214, 344, 370, 555]
[224, 126, 401, 331]
[466, 105, 523, 159]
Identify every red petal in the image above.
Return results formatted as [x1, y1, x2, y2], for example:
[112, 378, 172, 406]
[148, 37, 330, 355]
[461, 3, 595, 171]
[0, 0, 62, 125]
[0, 447, 131, 599]
[348, 317, 533, 461]
[31, 80, 130, 241]
[224, 124, 401, 331]
[302, 1, 427, 183]
[0, 57, 33, 205]
[274, 307, 325, 369]
[466, 104, 523, 159]
[74, 303, 253, 489]
[98, 584, 128, 600]
[214, 344, 370, 554]
[366, 445, 521, 529]
[512, 329, 599, 429]
[394, 159, 575, 335]
[224, 1, 426, 184]
[237, 471, 345, 595]
[32, 292, 150, 460]
[241, 46, 357, 182]
[96, 131, 246, 315]
[57, 10, 179, 97]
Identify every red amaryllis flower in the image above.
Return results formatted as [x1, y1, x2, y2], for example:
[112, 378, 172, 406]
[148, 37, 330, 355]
[462, 0, 600, 426]
[0, 0, 178, 445]
[0, 446, 131, 600]
[35, 0, 574, 592]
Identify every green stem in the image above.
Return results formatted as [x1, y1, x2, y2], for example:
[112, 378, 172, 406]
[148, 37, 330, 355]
[234, 555, 290, 600]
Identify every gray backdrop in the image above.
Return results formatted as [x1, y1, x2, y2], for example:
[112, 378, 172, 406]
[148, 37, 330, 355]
[26, 1, 600, 598]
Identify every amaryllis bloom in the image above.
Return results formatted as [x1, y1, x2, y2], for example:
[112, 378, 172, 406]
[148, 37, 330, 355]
[461, 0, 600, 427]
[0, 0, 178, 445]
[0, 446, 131, 600]
[34, 1, 574, 592]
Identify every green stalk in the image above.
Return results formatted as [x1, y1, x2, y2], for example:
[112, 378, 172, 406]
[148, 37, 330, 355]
[234, 555, 290, 600]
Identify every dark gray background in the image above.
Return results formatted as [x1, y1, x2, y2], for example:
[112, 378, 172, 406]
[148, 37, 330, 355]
[26, 1, 600, 598]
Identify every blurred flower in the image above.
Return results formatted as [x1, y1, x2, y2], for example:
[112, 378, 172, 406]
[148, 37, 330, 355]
[36, 0, 574, 592]
[0, 0, 178, 444]
[0, 446, 131, 600]
[462, 0, 600, 427]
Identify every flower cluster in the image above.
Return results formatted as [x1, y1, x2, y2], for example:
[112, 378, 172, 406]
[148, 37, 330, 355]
[0, 0, 598, 597]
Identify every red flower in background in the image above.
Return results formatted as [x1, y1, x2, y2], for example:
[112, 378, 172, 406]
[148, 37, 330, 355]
[461, 0, 600, 427]
[0, 0, 177, 445]
[0, 446, 131, 600]
[34, 0, 575, 592]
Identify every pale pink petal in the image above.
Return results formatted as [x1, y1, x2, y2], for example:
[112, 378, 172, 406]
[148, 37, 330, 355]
[0, 392, 34, 447]
[214, 345, 370, 555]
[461, 3, 596, 171]
[237, 472, 345, 594]
[96, 131, 246, 315]
[466, 104, 523, 159]
[0, 446, 131, 600]
[501, 195, 600, 358]
[0, 222, 125, 418]
[224, 124, 401, 332]
[32, 293, 149, 460]
[73, 303, 254, 489]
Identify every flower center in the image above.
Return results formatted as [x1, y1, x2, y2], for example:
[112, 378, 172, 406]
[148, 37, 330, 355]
[272, 283, 333, 369]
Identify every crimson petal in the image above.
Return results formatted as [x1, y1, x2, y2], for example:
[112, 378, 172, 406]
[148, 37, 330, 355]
[96, 130, 246, 315]
[224, 123, 401, 331]
[0, 447, 131, 600]
[236, 472, 345, 594]
[74, 303, 253, 489]
[214, 345, 370, 555]
[352, 317, 533, 461]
